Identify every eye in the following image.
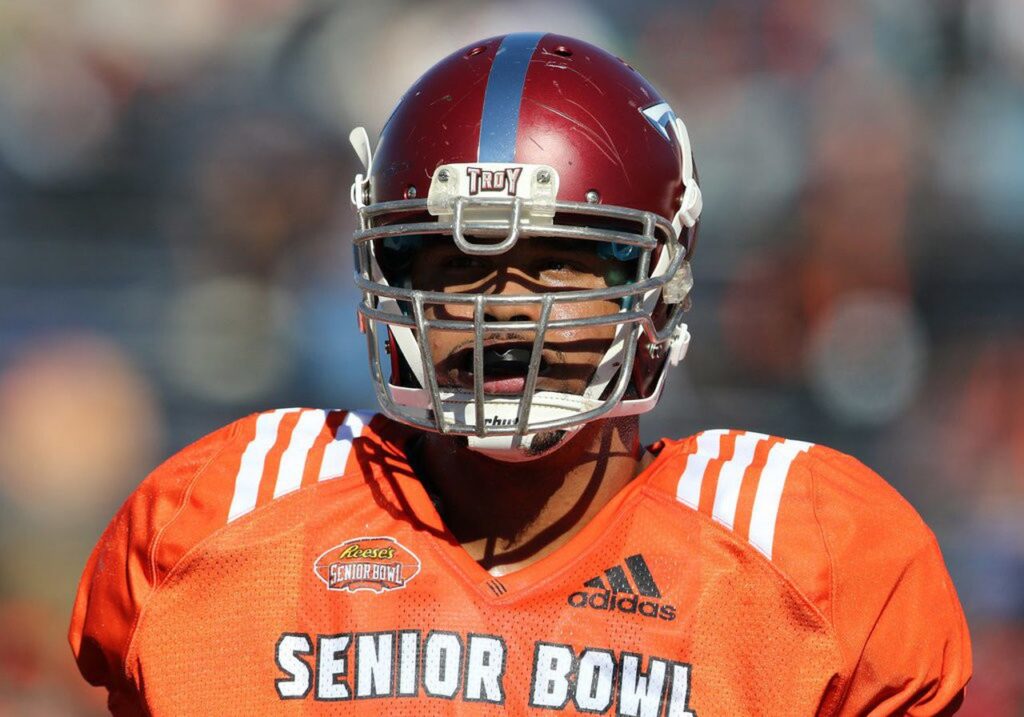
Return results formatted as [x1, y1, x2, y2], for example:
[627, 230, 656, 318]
[597, 242, 641, 262]
[382, 235, 423, 253]
[442, 254, 488, 270]
[539, 259, 575, 272]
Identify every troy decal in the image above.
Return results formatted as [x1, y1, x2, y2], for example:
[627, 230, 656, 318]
[314, 536, 421, 594]
[466, 166, 523, 196]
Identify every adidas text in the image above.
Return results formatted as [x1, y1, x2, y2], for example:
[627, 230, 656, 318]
[567, 590, 676, 621]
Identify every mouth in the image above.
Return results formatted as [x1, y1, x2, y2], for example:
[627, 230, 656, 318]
[450, 342, 550, 395]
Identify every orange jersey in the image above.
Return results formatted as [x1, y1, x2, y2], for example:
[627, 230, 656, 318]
[70, 409, 971, 716]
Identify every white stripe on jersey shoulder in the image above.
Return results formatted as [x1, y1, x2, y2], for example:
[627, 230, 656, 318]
[227, 408, 373, 523]
[227, 407, 299, 522]
[712, 430, 768, 530]
[675, 429, 727, 509]
[748, 438, 812, 559]
[319, 410, 372, 481]
[273, 409, 329, 499]
[674, 428, 814, 560]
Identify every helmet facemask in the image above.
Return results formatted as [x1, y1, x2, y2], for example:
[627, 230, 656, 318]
[350, 124, 701, 460]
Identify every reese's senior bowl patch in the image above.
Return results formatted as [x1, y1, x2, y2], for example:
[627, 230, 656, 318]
[314, 536, 421, 594]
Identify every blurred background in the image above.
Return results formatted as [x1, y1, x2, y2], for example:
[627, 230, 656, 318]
[0, 0, 1021, 713]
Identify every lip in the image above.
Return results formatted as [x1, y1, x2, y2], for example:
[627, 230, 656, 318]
[479, 376, 527, 394]
[452, 370, 532, 396]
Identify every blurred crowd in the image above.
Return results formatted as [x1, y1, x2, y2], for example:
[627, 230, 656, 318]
[0, 0, 1021, 713]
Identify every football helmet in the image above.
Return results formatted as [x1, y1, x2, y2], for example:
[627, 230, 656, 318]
[349, 32, 702, 459]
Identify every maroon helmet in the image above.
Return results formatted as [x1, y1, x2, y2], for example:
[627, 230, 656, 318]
[349, 33, 702, 458]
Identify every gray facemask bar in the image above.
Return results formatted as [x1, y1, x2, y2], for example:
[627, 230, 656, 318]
[353, 196, 689, 445]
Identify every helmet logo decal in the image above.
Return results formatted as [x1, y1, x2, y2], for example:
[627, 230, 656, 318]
[466, 166, 523, 196]
[641, 101, 678, 143]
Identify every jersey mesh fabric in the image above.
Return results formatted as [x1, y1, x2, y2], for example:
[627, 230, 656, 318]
[71, 411, 970, 716]
[128, 470, 841, 715]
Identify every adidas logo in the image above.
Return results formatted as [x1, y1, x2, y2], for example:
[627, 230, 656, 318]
[567, 554, 676, 621]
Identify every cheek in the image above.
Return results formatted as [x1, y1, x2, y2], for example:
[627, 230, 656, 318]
[569, 299, 622, 320]
[425, 327, 462, 358]
[546, 300, 621, 351]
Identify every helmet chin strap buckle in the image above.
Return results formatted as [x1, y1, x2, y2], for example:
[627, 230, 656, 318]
[667, 324, 691, 366]
[349, 127, 373, 208]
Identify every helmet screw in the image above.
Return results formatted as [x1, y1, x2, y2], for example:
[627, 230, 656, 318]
[585, 189, 601, 204]
[536, 169, 551, 184]
[404, 185, 417, 199]
[647, 342, 665, 359]
[437, 168, 450, 183]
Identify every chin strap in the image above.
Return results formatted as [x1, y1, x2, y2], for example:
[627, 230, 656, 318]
[671, 115, 702, 235]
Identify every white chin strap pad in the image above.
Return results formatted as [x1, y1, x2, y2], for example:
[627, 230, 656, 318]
[454, 390, 602, 426]
[459, 390, 590, 461]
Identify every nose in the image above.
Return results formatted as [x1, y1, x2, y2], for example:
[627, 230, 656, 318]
[484, 301, 535, 324]
[482, 266, 542, 324]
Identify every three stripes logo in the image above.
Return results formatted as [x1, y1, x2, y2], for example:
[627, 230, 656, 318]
[567, 554, 676, 621]
[227, 408, 370, 523]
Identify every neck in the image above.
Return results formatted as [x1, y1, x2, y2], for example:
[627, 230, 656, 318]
[413, 417, 643, 576]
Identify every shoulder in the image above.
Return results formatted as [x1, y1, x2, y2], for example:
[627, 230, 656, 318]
[646, 428, 970, 713]
[647, 428, 936, 579]
[68, 408, 383, 696]
[100, 407, 379, 546]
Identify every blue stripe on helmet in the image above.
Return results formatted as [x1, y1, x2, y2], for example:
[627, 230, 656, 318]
[478, 32, 544, 163]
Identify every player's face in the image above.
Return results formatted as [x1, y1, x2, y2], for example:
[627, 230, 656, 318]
[408, 238, 629, 396]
